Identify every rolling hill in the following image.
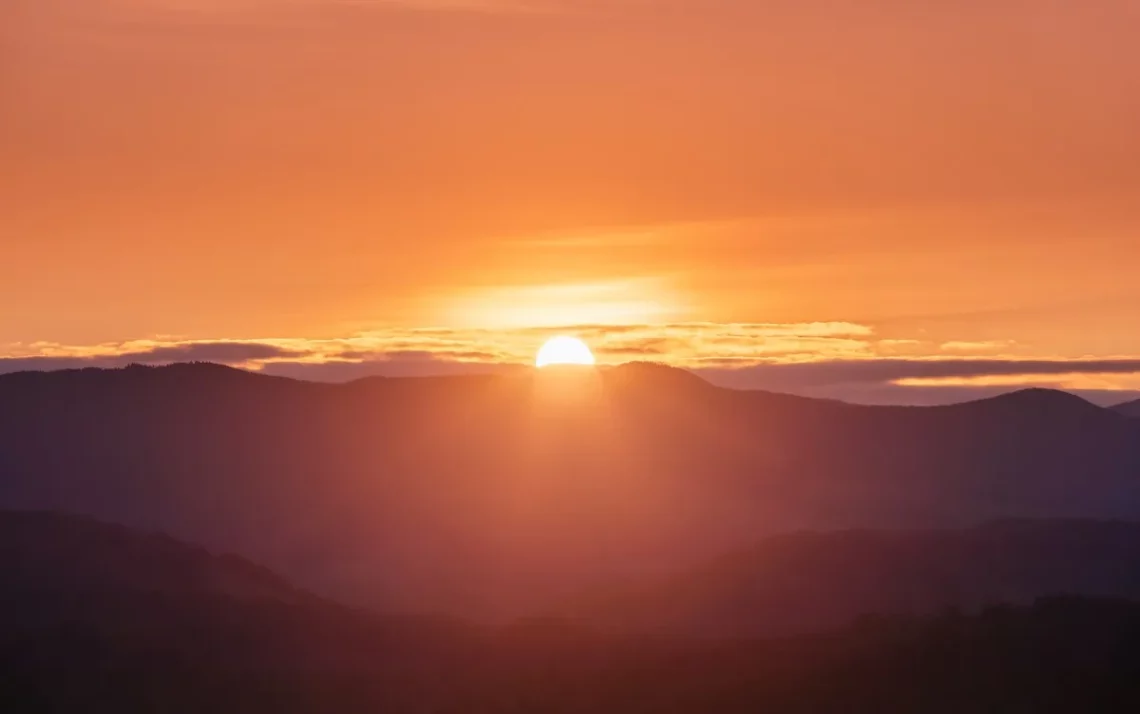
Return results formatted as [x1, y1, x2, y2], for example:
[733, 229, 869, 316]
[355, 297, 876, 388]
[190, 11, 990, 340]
[5, 512, 1140, 713]
[573, 519, 1140, 638]
[0, 511, 478, 712]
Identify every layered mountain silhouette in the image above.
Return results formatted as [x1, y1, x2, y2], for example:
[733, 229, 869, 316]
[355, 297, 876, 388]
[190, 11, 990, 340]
[1, 363, 1139, 619]
[5, 511, 1140, 713]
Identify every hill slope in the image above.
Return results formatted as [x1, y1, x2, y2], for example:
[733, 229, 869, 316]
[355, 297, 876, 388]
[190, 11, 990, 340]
[0, 511, 479, 712]
[1113, 397, 1140, 418]
[0, 510, 302, 605]
[1, 363, 1138, 618]
[574, 519, 1140, 637]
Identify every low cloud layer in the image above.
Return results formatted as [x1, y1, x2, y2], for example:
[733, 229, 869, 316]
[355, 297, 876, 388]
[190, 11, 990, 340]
[4, 324, 1140, 406]
[696, 359, 1140, 390]
[0, 341, 304, 374]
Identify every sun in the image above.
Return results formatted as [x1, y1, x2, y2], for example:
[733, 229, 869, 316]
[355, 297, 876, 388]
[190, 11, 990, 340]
[535, 336, 596, 368]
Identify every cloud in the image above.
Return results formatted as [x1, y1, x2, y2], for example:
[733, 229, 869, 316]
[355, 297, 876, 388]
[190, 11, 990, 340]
[100, 0, 562, 17]
[260, 355, 522, 382]
[6, 328, 1140, 406]
[0, 323, 875, 382]
[779, 382, 1140, 408]
[696, 358, 1140, 391]
[939, 340, 1018, 353]
[0, 341, 305, 375]
[124, 341, 307, 363]
[0, 357, 121, 374]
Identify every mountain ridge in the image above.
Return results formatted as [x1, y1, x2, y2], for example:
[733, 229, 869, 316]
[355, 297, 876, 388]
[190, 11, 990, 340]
[0, 360, 1122, 412]
[1, 362, 1138, 619]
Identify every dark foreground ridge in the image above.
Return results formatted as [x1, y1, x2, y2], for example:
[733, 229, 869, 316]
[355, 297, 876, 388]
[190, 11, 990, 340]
[3, 512, 1140, 713]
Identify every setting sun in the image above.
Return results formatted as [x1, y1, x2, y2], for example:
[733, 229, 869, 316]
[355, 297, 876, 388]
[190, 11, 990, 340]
[535, 336, 596, 368]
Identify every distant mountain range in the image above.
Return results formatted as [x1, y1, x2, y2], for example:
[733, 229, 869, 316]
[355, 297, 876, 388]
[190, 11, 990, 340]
[1, 362, 1139, 619]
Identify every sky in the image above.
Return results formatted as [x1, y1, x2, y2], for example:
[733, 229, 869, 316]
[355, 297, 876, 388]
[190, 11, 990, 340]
[3, 0, 1140, 404]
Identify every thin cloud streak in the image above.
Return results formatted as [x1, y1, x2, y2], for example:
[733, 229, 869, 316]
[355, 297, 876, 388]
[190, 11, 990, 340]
[99, 0, 565, 16]
[697, 359, 1140, 390]
[0, 341, 305, 374]
[6, 326, 1140, 405]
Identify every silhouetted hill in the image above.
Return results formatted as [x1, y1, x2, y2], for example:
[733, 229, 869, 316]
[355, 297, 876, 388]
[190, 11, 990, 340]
[0, 510, 303, 606]
[956, 386, 1109, 415]
[1113, 397, 1140, 418]
[1, 363, 1139, 619]
[0, 510, 467, 639]
[0, 511, 478, 712]
[574, 519, 1140, 637]
[603, 361, 721, 393]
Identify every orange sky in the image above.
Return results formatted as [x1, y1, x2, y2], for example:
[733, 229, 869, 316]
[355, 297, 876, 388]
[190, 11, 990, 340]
[3, 1, 1140, 402]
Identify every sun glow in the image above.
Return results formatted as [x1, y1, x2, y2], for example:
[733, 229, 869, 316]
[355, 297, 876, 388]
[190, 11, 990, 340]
[535, 336, 596, 368]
